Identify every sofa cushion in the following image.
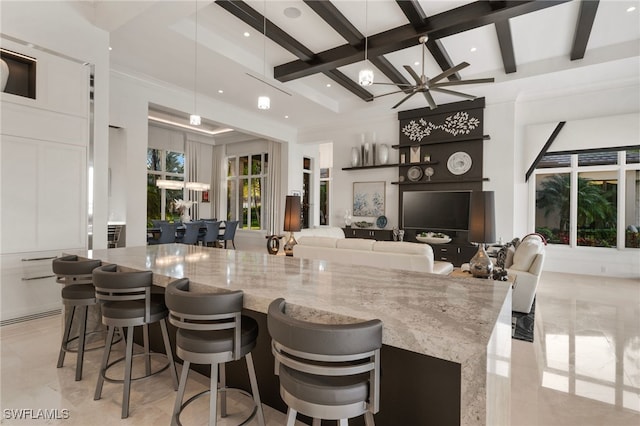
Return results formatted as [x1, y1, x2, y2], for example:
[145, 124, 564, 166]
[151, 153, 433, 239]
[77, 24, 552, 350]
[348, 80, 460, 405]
[297, 236, 338, 248]
[373, 241, 429, 255]
[294, 227, 345, 240]
[336, 238, 375, 251]
[511, 238, 544, 272]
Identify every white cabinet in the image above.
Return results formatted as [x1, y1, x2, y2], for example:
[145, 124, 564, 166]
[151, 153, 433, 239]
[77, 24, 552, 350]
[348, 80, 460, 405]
[1, 136, 87, 253]
[0, 251, 61, 322]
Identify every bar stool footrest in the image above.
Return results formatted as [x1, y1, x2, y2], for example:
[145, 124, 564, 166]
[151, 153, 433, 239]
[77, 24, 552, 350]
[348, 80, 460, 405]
[101, 352, 172, 384]
[174, 387, 258, 426]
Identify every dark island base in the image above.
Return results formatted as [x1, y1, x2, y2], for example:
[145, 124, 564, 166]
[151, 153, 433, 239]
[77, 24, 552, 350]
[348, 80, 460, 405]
[137, 308, 461, 426]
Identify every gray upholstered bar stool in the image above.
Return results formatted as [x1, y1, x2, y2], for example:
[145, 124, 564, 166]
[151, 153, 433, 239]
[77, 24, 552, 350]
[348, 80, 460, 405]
[52, 255, 104, 381]
[165, 278, 265, 426]
[267, 298, 383, 426]
[92, 264, 179, 419]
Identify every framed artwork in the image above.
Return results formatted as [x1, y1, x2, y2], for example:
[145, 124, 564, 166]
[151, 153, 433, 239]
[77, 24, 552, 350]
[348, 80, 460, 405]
[201, 190, 210, 203]
[410, 145, 421, 163]
[353, 181, 385, 217]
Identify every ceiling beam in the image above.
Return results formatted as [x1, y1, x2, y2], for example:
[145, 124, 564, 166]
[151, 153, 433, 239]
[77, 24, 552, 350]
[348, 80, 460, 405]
[369, 56, 412, 91]
[396, 0, 427, 30]
[426, 38, 460, 80]
[495, 20, 516, 73]
[303, 0, 362, 46]
[571, 0, 599, 60]
[274, 0, 570, 82]
[215, 0, 372, 100]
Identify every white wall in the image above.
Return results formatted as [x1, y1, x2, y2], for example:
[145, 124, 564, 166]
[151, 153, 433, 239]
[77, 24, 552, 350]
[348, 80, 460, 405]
[108, 127, 127, 223]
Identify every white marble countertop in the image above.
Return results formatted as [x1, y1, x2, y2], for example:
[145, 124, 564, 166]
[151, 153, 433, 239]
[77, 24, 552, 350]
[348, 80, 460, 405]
[72, 243, 512, 425]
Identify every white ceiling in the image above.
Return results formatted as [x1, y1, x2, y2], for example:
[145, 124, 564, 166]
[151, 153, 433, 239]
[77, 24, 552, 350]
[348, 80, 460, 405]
[102, 0, 640, 133]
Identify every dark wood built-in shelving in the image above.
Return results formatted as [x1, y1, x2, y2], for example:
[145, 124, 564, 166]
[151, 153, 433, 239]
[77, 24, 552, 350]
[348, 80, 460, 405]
[392, 135, 490, 149]
[342, 163, 399, 171]
[398, 161, 439, 167]
[391, 178, 489, 185]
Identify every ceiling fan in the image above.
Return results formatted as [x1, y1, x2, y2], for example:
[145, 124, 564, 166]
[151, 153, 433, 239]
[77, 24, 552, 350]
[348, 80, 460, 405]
[371, 36, 495, 109]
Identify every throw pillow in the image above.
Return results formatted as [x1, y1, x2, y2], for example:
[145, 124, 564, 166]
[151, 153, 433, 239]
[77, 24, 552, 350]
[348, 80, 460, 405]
[495, 238, 519, 269]
[511, 238, 544, 271]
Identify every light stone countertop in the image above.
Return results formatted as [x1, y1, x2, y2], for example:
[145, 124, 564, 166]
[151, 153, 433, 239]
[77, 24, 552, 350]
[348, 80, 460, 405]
[73, 243, 512, 425]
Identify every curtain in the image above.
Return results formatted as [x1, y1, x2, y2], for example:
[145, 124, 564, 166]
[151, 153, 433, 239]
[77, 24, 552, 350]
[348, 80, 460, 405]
[211, 144, 225, 221]
[185, 138, 201, 219]
[265, 141, 282, 235]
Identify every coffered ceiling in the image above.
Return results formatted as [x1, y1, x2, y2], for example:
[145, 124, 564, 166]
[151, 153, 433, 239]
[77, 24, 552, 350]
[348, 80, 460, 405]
[102, 0, 639, 130]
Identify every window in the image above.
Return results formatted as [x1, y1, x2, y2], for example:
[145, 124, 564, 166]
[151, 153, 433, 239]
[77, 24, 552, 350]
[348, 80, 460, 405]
[534, 148, 640, 249]
[147, 148, 184, 223]
[226, 153, 268, 230]
[302, 157, 311, 229]
[320, 167, 330, 225]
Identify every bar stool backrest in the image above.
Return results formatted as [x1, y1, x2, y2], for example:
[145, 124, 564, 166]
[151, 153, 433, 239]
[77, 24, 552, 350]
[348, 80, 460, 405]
[92, 264, 154, 323]
[267, 298, 383, 414]
[165, 279, 244, 359]
[52, 255, 102, 286]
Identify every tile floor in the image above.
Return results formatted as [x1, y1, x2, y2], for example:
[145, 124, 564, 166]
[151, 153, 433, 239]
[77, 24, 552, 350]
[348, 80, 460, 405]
[1, 271, 639, 425]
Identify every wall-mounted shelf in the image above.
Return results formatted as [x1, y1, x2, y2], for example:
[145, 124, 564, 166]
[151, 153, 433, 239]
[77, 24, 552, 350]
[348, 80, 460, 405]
[391, 178, 489, 185]
[398, 161, 439, 167]
[392, 135, 490, 149]
[342, 163, 398, 171]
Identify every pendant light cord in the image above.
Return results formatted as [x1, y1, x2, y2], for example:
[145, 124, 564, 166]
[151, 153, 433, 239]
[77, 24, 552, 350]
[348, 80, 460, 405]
[263, 0, 266, 78]
[194, 0, 198, 114]
[364, 0, 368, 62]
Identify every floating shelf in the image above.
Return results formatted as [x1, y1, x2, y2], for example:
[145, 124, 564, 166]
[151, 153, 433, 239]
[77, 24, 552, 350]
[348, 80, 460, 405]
[398, 161, 439, 167]
[392, 135, 490, 149]
[342, 163, 399, 171]
[391, 178, 489, 185]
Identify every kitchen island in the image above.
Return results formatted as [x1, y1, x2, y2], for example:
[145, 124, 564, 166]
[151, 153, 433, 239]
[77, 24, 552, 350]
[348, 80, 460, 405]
[73, 243, 512, 425]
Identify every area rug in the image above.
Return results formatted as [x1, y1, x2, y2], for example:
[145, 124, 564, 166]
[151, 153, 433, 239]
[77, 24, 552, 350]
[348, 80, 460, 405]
[512, 299, 535, 342]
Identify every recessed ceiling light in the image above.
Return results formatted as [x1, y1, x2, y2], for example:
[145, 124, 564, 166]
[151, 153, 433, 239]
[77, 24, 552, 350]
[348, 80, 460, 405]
[470, 47, 477, 52]
[414, 61, 420, 66]
[218, 89, 224, 94]
[284, 7, 302, 18]
[284, 115, 289, 119]
[326, 83, 331, 88]
[243, 31, 250, 37]
[108, 46, 113, 51]
[627, 6, 636, 12]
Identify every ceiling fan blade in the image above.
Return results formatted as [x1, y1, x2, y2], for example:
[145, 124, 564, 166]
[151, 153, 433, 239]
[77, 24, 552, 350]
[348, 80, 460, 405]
[392, 90, 418, 109]
[403, 65, 423, 85]
[422, 90, 437, 110]
[430, 77, 495, 88]
[372, 82, 415, 87]
[429, 62, 470, 84]
[368, 89, 412, 100]
[430, 87, 477, 100]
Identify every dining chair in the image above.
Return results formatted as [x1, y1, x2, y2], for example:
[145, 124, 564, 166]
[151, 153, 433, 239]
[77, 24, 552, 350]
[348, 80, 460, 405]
[148, 222, 177, 245]
[201, 221, 222, 247]
[179, 222, 201, 245]
[217, 220, 238, 249]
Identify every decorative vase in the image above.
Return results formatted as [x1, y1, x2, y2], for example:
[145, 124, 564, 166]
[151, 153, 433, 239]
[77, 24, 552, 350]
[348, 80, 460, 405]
[0, 58, 9, 92]
[378, 144, 389, 165]
[344, 209, 352, 227]
[350, 147, 360, 167]
[180, 213, 190, 223]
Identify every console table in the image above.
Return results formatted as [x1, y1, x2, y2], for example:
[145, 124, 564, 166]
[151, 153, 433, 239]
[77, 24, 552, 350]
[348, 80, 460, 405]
[69, 244, 512, 426]
[343, 227, 392, 240]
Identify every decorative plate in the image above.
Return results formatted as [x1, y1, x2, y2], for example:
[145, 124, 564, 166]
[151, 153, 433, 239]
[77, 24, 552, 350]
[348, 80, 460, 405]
[447, 151, 472, 175]
[424, 167, 434, 181]
[407, 166, 423, 182]
[376, 215, 388, 228]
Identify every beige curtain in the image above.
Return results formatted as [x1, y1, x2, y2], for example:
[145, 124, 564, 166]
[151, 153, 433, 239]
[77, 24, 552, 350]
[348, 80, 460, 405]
[265, 141, 282, 235]
[211, 144, 225, 221]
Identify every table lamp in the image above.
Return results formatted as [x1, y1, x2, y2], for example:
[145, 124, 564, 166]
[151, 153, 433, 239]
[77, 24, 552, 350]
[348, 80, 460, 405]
[468, 191, 496, 278]
[283, 195, 301, 256]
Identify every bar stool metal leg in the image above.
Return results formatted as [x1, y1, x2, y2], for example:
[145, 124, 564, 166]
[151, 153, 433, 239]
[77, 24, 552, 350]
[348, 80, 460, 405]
[173, 360, 191, 426]
[75, 306, 88, 381]
[122, 325, 135, 419]
[209, 363, 219, 426]
[57, 306, 75, 368]
[159, 319, 179, 389]
[219, 363, 227, 418]
[286, 408, 297, 426]
[246, 353, 265, 426]
[143, 323, 151, 376]
[94, 325, 116, 400]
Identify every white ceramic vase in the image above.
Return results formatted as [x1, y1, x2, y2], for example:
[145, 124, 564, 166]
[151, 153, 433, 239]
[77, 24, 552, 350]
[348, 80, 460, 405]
[377, 144, 389, 165]
[350, 147, 360, 167]
[181, 213, 191, 223]
[0, 58, 9, 92]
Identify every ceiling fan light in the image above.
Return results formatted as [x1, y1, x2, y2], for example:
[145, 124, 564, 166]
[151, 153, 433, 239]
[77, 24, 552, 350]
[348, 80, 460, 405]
[258, 96, 271, 110]
[359, 68, 374, 86]
[189, 114, 201, 126]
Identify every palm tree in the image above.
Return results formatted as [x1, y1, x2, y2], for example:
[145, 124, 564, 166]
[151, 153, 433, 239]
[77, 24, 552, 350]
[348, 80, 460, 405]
[536, 174, 614, 233]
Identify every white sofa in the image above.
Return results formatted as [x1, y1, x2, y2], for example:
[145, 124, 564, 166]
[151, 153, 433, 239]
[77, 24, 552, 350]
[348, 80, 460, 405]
[504, 234, 546, 314]
[292, 230, 454, 275]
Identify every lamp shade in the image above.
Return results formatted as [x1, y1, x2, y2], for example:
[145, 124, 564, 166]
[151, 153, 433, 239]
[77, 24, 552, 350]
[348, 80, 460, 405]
[283, 195, 301, 232]
[468, 191, 496, 243]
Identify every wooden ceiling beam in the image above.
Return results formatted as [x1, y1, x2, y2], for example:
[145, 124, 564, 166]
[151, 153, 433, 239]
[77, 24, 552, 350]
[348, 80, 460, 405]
[571, 0, 599, 60]
[369, 56, 412, 90]
[495, 20, 516, 73]
[303, 0, 362, 46]
[396, 0, 427, 30]
[426, 38, 459, 80]
[274, 0, 569, 82]
[215, 0, 372, 100]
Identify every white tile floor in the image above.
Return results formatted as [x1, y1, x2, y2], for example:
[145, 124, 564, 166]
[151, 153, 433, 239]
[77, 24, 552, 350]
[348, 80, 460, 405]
[1, 271, 639, 425]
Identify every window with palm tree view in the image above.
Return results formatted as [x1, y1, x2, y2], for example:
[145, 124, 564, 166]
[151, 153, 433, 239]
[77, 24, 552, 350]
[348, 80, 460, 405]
[535, 149, 639, 248]
[147, 148, 184, 224]
[227, 153, 268, 230]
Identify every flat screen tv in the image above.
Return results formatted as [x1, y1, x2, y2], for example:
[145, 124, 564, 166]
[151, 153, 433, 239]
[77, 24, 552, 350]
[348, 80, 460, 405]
[402, 191, 471, 231]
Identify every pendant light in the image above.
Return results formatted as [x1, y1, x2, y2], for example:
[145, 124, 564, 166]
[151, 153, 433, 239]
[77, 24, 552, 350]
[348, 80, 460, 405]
[190, 0, 201, 125]
[258, 0, 270, 110]
[358, 0, 374, 86]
